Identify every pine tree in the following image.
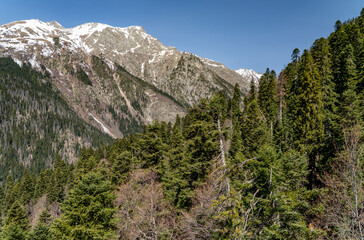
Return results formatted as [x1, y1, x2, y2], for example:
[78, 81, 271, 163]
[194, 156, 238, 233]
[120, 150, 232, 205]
[138, 122, 166, 167]
[231, 83, 242, 120]
[340, 44, 360, 126]
[34, 169, 51, 199]
[19, 170, 34, 205]
[111, 151, 131, 184]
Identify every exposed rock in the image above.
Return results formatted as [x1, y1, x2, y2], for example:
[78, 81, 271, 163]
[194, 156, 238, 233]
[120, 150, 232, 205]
[0, 19, 260, 138]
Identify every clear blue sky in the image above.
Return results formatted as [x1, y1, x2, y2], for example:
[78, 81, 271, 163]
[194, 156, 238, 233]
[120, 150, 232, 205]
[0, 0, 363, 73]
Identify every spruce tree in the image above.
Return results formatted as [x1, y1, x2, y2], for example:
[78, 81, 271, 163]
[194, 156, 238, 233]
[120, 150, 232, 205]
[240, 96, 269, 157]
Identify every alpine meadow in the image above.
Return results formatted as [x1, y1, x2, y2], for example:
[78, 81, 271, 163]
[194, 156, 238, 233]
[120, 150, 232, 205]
[0, 3, 364, 240]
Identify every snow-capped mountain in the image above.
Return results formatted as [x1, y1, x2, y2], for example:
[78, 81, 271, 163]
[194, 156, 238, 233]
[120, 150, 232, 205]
[0, 19, 259, 138]
[235, 68, 262, 85]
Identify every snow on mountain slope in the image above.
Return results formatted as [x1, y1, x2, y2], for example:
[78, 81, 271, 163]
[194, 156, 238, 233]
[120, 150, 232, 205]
[235, 68, 262, 84]
[0, 19, 258, 92]
[0, 19, 260, 136]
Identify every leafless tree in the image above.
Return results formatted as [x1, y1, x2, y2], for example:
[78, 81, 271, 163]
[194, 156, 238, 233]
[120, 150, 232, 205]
[323, 125, 364, 239]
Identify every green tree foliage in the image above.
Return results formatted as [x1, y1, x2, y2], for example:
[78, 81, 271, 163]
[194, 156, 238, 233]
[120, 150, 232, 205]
[27, 210, 53, 240]
[1, 201, 29, 240]
[286, 49, 324, 187]
[0, 57, 112, 181]
[240, 94, 269, 157]
[258, 68, 279, 138]
[52, 169, 117, 239]
[1, 9, 364, 239]
[217, 147, 323, 239]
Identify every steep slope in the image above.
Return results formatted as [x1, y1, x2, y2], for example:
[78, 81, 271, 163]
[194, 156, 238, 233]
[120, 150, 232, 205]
[0, 57, 113, 180]
[0, 20, 259, 134]
[0, 19, 186, 139]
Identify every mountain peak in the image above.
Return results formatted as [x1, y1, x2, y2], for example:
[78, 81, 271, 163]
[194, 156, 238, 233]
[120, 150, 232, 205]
[235, 68, 262, 84]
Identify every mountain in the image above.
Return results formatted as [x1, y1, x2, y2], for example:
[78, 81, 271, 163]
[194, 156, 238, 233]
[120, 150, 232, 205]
[0, 19, 260, 178]
[0, 19, 260, 124]
[235, 68, 262, 85]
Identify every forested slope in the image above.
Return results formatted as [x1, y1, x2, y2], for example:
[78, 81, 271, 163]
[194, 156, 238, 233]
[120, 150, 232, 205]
[0, 57, 113, 181]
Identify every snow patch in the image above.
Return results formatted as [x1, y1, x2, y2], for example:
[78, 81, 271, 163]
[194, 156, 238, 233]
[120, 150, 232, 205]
[235, 68, 263, 84]
[28, 55, 40, 69]
[88, 113, 115, 138]
[13, 58, 23, 67]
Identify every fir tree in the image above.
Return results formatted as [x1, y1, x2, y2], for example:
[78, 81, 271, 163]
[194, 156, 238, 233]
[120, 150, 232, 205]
[1, 201, 28, 240]
[288, 49, 324, 187]
[258, 68, 278, 138]
[52, 169, 117, 240]
[27, 210, 52, 240]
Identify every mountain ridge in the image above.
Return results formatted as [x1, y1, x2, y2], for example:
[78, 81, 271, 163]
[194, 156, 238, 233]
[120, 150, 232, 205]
[0, 19, 261, 139]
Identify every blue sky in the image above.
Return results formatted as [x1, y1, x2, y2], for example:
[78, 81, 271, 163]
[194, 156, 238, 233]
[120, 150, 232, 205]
[0, 0, 363, 73]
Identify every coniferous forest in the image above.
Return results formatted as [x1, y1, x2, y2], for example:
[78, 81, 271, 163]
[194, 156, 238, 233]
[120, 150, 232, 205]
[1, 8, 364, 240]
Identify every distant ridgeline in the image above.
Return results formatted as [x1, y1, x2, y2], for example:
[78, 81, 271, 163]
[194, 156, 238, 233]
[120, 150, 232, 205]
[1, 8, 364, 240]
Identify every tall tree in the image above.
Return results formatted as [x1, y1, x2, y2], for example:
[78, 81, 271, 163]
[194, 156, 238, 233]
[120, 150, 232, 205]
[288, 49, 324, 187]
[258, 68, 278, 138]
[311, 37, 340, 167]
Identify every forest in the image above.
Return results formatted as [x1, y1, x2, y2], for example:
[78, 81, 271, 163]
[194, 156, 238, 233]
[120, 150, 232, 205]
[0, 8, 364, 240]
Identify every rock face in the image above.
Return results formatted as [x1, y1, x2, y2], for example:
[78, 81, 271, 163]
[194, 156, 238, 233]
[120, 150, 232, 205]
[0, 19, 261, 138]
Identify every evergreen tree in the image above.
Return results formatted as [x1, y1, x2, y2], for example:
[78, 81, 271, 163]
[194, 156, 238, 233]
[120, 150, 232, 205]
[1, 201, 29, 240]
[311, 37, 340, 167]
[339, 44, 360, 126]
[288, 49, 324, 187]
[240, 97, 269, 157]
[34, 169, 51, 199]
[27, 210, 52, 240]
[137, 122, 166, 167]
[231, 83, 242, 121]
[258, 68, 278, 138]
[19, 170, 34, 205]
[110, 151, 131, 184]
[52, 169, 117, 239]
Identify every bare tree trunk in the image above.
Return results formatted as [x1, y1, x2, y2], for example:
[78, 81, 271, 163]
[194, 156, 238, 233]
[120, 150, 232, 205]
[347, 127, 363, 238]
[279, 92, 283, 121]
[217, 116, 230, 193]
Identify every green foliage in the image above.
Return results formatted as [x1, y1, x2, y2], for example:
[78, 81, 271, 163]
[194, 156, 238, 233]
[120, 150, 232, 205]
[240, 98, 269, 157]
[1, 201, 29, 240]
[52, 169, 117, 239]
[52, 36, 60, 47]
[258, 68, 278, 125]
[76, 67, 92, 86]
[217, 146, 322, 239]
[0, 57, 112, 181]
[1, 9, 364, 239]
[27, 210, 53, 240]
